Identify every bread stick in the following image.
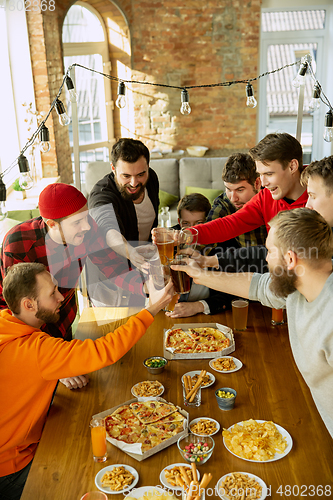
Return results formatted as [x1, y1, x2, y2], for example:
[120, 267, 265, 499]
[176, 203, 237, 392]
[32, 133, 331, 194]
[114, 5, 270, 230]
[184, 376, 190, 396]
[179, 465, 191, 486]
[186, 370, 206, 400]
[192, 473, 212, 500]
[187, 375, 192, 390]
[191, 463, 198, 484]
[176, 474, 187, 490]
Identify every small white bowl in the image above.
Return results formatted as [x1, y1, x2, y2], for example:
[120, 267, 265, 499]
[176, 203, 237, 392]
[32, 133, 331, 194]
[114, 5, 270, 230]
[186, 146, 209, 157]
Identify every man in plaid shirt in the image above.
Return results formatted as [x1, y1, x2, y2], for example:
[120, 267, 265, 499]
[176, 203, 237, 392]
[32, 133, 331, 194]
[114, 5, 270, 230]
[0, 183, 146, 389]
[206, 153, 267, 248]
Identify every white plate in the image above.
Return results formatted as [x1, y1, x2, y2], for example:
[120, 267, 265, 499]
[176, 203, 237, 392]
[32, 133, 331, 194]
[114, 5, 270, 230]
[223, 420, 293, 462]
[95, 464, 139, 495]
[189, 417, 220, 437]
[124, 486, 165, 499]
[131, 381, 164, 399]
[216, 472, 267, 500]
[159, 463, 200, 491]
[209, 356, 243, 373]
[181, 370, 215, 388]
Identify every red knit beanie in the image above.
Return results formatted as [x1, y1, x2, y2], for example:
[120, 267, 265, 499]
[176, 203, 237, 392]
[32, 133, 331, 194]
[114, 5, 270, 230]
[39, 183, 87, 220]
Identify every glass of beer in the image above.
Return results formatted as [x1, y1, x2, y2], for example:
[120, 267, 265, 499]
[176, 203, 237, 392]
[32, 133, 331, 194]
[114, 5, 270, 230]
[90, 417, 107, 463]
[164, 292, 179, 312]
[169, 254, 191, 295]
[154, 228, 175, 260]
[271, 308, 285, 325]
[232, 299, 249, 331]
[178, 228, 198, 253]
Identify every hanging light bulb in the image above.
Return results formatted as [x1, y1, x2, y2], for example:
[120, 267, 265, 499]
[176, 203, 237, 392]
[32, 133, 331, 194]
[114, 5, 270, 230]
[0, 177, 8, 221]
[39, 124, 51, 153]
[18, 154, 34, 190]
[116, 82, 126, 109]
[55, 99, 71, 126]
[308, 83, 321, 111]
[323, 109, 333, 143]
[246, 82, 257, 108]
[180, 89, 191, 115]
[292, 61, 308, 88]
[65, 76, 78, 103]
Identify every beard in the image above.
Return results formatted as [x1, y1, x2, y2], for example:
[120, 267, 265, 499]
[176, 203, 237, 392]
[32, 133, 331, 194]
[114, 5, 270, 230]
[114, 177, 147, 201]
[35, 303, 61, 324]
[269, 260, 298, 298]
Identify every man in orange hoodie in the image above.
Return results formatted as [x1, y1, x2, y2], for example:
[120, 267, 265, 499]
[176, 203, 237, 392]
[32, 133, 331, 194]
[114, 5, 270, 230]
[0, 262, 173, 500]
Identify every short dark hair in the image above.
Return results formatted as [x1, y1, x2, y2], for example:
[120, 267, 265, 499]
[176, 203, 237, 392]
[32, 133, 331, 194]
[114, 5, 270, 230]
[222, 153, 258, 186]
[301, 156, 333, 196]
[111, 138, 150, 166]
[269, 207, 333, 264]
[3, 262, 46, 314]
[249, 133, 303, 171]
[177, 193, 211, 219]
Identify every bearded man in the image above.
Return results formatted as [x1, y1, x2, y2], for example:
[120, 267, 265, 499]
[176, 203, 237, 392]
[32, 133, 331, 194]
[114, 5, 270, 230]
[88, 138, 159, 305]
[171, 208, 333, 438]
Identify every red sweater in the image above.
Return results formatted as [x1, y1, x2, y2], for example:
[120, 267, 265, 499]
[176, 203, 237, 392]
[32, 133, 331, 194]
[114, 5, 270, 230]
[191, 188, 308, 245]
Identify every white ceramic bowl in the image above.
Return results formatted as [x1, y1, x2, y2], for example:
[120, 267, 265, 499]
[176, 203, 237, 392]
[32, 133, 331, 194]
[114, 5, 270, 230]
[186, 146, 209, 157]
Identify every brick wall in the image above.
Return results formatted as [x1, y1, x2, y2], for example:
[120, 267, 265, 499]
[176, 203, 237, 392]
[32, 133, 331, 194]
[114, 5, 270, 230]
[26, 1, 261, 180]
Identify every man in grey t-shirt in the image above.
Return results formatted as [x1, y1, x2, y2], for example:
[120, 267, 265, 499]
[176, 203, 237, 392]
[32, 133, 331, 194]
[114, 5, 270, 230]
[172, 207, 333, 438]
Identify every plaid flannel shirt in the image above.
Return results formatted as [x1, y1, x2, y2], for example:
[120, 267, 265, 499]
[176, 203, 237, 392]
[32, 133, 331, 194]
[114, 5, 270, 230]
[0, 217, 144, 339]
[206, 193, 267, 247]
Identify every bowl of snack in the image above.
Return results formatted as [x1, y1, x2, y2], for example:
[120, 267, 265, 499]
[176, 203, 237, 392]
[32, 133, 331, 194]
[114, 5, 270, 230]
[177, 434, 214, 464]
[143, 356, 168, 374]
[215, 387, 237, 411]
[186, 146, 209, 157]
[131, 380, 164, 398]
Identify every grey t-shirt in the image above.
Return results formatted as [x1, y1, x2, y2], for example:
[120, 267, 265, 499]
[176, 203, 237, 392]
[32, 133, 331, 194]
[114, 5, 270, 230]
[249, 272, 333, 438]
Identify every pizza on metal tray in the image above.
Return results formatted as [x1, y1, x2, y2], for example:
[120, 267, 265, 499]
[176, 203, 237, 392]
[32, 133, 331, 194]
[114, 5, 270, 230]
[165, 326, 230, 353]
[105, 401, 185, 452]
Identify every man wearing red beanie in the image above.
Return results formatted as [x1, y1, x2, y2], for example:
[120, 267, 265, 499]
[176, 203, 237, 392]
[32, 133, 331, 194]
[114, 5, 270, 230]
[0, 183, 148, 389]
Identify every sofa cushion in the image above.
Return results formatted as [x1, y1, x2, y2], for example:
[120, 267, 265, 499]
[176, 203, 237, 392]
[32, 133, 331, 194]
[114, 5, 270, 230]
[150, 159, 179, 198]
[185, 186, 222, 204]
[159, 189, 179, 210]
[84, 161, 111, 196]
[179, 157, 227, 198]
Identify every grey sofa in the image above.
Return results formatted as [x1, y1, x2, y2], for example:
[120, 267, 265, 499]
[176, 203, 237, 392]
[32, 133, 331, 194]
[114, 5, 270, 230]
[83, 157, 228, 225]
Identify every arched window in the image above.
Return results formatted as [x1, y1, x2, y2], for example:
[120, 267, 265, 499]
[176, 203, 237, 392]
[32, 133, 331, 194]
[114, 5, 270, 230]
[62, 2, 114, 188]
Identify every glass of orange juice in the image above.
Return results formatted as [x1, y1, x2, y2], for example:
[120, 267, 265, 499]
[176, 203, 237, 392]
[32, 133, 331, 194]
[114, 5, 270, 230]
[90, 417, 107, 462]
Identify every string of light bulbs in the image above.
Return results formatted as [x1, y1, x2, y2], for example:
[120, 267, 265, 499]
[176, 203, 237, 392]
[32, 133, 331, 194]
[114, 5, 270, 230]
[0, 55, 332, 221]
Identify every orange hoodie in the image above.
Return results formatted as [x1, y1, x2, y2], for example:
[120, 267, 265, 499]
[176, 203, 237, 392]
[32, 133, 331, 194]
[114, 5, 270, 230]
[0, 308, 153, 476]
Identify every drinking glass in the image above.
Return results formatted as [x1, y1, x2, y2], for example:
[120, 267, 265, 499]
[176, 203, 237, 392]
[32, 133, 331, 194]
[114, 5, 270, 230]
[232, 299, 249, 331]
[178, 228, 198, 254]
[80, 493, 108, 500]
[169, 254, 191, 294]
[182, 380, 201, 407]
[271, 308, 285, 325]
[154, 227, 175, 260]
[90, 417, 107, 462]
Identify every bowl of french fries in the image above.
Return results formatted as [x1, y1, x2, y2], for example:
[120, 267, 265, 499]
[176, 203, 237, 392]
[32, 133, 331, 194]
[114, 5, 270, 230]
[177, 434, 215, 465]
[215, 387, 237, 411]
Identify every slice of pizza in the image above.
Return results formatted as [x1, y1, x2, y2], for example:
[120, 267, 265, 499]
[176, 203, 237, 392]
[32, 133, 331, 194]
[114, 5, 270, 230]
[160, 411, 186, 423]
[144, 401, 178, 423]
[147, 419, 184, 435]
[105, 415, 124, 439]
[165, 328, 186, 348]
[129, 401, 157, 423]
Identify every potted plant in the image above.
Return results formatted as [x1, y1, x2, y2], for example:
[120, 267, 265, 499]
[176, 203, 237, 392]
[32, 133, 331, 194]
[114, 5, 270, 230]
[12, 178, 27, 200]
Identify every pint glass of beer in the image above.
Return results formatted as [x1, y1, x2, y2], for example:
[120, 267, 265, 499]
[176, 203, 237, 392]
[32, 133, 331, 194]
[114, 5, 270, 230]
[232, 299, 249, 331]
[271, 308, 285, 325]
[154, 228, 175, 260]
[169, 254, 191, 294]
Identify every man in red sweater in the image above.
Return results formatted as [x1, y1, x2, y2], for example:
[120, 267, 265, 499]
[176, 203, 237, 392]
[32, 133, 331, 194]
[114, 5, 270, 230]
[0, 262, 173, 500]
[188, 133, 308, 245]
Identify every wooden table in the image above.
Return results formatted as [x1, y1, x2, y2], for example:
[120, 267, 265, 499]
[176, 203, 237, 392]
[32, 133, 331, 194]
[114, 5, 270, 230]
[21, 304, 333, 500]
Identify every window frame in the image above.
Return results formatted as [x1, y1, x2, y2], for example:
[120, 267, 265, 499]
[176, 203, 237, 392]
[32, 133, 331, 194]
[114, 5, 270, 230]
[258, 4, 333, 160]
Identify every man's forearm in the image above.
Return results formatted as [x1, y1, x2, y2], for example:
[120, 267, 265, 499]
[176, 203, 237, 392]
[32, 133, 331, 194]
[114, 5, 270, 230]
[106, 229, 130, 259]
[193, 270, 253, 299]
